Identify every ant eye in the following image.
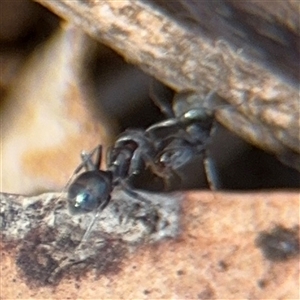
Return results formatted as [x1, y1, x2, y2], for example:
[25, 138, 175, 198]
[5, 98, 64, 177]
[68, 187, 99, 214]
[74, 192, 95, 210]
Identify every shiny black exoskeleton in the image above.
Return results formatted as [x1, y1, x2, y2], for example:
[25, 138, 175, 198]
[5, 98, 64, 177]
[67, 146, 112, 214]
[67, 89, 220, 216]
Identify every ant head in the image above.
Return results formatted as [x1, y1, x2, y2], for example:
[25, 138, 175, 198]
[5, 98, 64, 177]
[67, 170, 112, 214]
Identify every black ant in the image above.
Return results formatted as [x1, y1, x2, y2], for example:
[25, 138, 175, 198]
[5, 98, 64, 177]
[64, 87, 223, 241]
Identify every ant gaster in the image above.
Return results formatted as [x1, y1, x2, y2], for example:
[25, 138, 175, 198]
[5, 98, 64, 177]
[65, 88, 222, 240]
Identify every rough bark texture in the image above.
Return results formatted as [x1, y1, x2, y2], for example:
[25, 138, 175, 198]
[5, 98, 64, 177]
[34, 0, 300, 170]
[1, 190, 299, 298]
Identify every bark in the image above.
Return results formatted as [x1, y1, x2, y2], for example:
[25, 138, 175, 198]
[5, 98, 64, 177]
[34, 0, 300, 170]
[1, 190, 299, 298]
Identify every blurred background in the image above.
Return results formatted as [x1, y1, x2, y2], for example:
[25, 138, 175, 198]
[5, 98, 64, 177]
[0, 0, 299, 195]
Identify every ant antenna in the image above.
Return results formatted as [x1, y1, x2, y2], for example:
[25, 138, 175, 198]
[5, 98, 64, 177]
[60, 146, 102, 198]
[61, 146, 110, 248]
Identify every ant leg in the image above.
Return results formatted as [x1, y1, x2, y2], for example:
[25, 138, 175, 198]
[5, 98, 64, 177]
[158, 171, 175, 192]
[203, 151, 221, 190]
[121, 180, 151, 205]
[128, 148, 146, 176]
[202, 116, 221, 190]
[143, 155, 182, 191]
[68, 145, 102, 177]
[119, 181, 156, 226]
[60, 145, 102, 199]
[163, 170, 183, 191]
[149, 79, 175, 118]
[79, 195, 110, 244]
[80, 145, 102, 171]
